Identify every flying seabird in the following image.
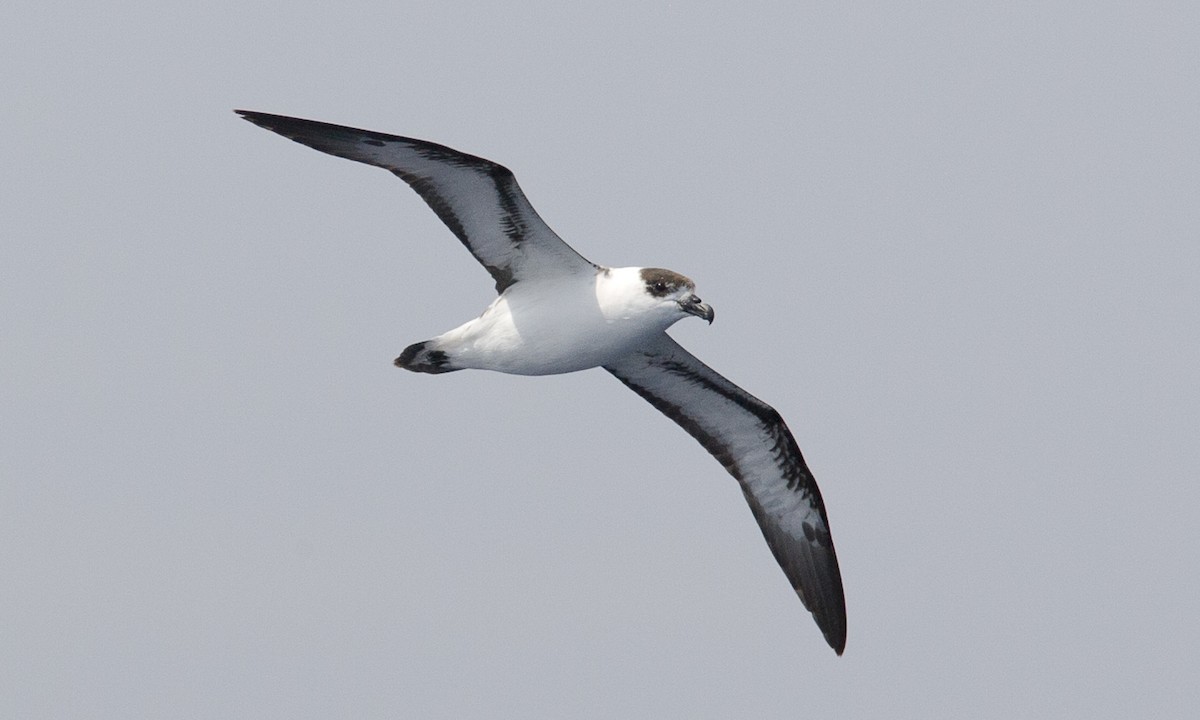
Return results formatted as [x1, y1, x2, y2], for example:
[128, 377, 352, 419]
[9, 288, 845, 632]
[236, 110, 848, 654]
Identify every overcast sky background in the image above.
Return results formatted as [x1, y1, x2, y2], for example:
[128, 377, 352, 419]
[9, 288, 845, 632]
[3, 2, 1198, 718]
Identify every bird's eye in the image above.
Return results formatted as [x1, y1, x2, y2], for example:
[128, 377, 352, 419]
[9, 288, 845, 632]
[654, 282, 667, 294]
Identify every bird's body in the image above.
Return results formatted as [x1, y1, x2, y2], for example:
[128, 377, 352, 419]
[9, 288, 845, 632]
[409, 267, 698, 376]
[237, 110, 848, 654]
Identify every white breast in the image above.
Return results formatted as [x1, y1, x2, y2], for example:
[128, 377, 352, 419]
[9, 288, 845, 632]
[432, 267, 678, 375]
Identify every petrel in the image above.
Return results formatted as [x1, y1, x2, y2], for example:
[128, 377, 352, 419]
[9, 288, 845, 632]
[236, 110, 848, 654]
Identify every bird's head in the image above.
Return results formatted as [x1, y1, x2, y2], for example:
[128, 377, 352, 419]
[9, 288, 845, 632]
[638, 267, 715, 325]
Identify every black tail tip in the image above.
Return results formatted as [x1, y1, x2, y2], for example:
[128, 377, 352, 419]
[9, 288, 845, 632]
[394, 341, 458, 374]
[394, 341, 425, 369]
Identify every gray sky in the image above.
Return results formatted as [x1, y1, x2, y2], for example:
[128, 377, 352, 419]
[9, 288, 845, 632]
[3, 2, 1198, 717]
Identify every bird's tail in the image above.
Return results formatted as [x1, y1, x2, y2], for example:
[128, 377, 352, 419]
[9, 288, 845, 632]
[394, 340, 461, 374]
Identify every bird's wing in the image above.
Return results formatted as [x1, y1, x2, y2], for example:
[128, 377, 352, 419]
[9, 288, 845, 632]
[236, 110, 597, 293]
[604, 333, 847, 654]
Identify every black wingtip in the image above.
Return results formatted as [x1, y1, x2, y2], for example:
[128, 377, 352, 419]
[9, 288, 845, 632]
[817, 611, 846, 655]
[234, 109, 307, 130]
[820, 591, 847, 655]
[234, 109, 279, 132]
[823, 588, 847, 655]
[234, 109, 284, 129]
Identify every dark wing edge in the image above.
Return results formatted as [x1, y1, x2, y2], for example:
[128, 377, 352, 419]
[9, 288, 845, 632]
[605, 334, 847, 654]
[234, 110, 595, 293]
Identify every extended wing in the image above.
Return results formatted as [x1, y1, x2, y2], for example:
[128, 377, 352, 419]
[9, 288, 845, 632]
[605, 334, 847, 653]
[236, 111, 596, 293]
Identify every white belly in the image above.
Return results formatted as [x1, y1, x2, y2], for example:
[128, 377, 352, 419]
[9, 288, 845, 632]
[431, 276, 673, 376]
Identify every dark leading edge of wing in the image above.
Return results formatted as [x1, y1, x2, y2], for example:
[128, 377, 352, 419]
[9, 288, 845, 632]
[235, 110, 596, 293]
[605, 334, 847, 654]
